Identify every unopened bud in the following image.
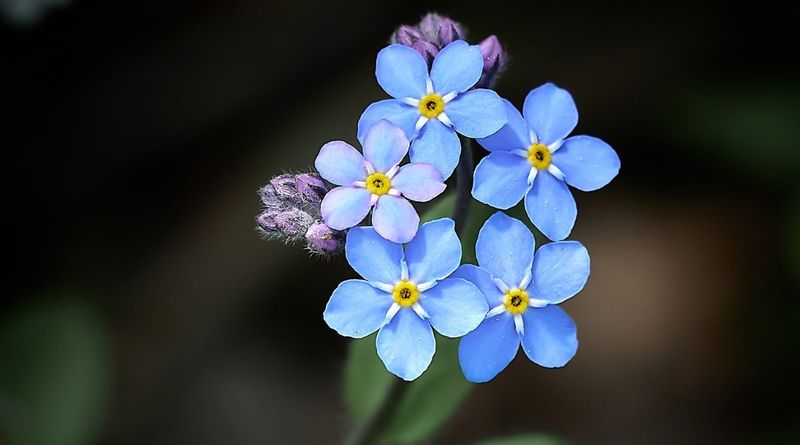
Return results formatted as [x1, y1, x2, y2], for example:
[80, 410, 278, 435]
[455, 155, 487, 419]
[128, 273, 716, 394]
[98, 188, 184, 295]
[295, 173, 328, 204]
[476, 35, 506, 88]
[391, 25, 423, 46]
[270, 174, 299, 201]
[274, 209, 313, 237]
[419, 13, 465, 47]
[305, 222, 344, 256]
[412, 40, 439, 67]
[256, 210, 280, 232]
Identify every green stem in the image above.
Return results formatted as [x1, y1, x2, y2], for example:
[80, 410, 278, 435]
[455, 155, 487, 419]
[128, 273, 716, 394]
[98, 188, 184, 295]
[345, 138, 474, 445]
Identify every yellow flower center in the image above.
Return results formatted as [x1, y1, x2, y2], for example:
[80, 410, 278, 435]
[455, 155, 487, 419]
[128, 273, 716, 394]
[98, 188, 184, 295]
[528, 143, 552, 170]
[418, 93, 444, 118]
[392, 280, 419, 307]
[365, 172, 391, 195]
[503, 289, 529, 315]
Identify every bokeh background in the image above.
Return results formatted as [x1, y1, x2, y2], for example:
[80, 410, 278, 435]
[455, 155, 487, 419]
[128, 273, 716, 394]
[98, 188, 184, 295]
[2, 1, 799, 444]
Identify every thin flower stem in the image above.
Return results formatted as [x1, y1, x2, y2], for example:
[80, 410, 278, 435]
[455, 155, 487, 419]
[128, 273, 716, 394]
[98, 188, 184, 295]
[452, 136, 474, 235]
[344, 138, 475, 445]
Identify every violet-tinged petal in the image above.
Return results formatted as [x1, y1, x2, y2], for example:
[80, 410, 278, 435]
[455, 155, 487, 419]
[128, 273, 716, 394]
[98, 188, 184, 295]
[372, 195, 419, 243]
[315, 141, 366, 186]
[391, 163, 446, 202]
[320, 186, 372, 230]
[363, 120, 409, 173]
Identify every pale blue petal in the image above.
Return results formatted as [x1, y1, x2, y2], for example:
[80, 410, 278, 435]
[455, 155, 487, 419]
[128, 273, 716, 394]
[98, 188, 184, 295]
[552, 135, 621, 192]
[314, 141, 366, 186]
[477, 99, 531, 152]
[446, 89, 506, 138]
[409, 119, 461, 179]
[357, 100, 420, 144]
[363, 120, 410, 173]
[391, 163, 446, 202]
[472, 151, 532, 209]
[324, 280, 393, 338]
[405, 218, 461, 283]
[345, 226, 403, 284]
[320, 186, 372, 230]
[372, 195, 419, 243]
[530, 241, 590, 304]
[524, 171, 577, 241]
[475, 212, 535, 288]
[458, 313, 519, 383]
[522, 83, 578, 146]
[430, 40, 483, 94]
[420, 278, 488, 337]
[450, 264, 504, 307]
[376, 44, 429, 100]
[377, 309, 435, 381]
[520, 305, 578, 368]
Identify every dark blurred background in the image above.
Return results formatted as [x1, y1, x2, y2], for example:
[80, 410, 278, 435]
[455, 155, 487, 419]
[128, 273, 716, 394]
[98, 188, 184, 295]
[2, 1, 799, 444]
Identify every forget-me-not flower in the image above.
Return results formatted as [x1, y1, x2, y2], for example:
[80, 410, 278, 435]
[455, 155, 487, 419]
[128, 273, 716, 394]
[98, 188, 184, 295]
[324, 218, 488, 381]
[453, 212, 590, 383]
[473, 83, 621, 240]
[315, 120, 446, 243]
[357, 40, 507, 179]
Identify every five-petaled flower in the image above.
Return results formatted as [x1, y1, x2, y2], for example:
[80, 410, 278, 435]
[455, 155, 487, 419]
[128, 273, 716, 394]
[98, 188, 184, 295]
[454, 212, 590, 383]
[358, 40, 507, 179]
[316, 120, 446, 243]
[324, 218, 489, 381]
[473, 83, 621, 241]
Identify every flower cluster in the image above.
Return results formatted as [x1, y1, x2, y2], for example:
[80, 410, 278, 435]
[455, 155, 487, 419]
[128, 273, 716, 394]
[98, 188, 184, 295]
[256, 13, 620, 382]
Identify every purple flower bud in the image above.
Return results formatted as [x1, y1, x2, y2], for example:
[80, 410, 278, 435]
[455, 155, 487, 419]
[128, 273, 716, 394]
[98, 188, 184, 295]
[256, 210, 280, 231]
[270, 173, 300, 202]
[295, 173, 328, 204]
[391, 25, 423, 46]
[412, 40, 439, 67]
[259, 184, 285, 209]
[305, 222, 344, 256]
[274, 208, 313, 237]
[476, 35, 506, 89]
[419, 13, 465, 47]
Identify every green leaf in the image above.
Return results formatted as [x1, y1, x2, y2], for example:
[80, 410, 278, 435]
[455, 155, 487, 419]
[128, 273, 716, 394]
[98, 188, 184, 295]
[344, 333, 393, 423]
[474, 433, 568, 445]
[0, 297, 110, 445]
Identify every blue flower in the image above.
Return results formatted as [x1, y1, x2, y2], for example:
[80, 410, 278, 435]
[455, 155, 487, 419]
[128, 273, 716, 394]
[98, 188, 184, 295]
[472, 83, 621, 240]
[324, 218, 489, 381]
[315, 120, 446, 243]
[358, 40, 507, 179]
[454, 212, 590, 383]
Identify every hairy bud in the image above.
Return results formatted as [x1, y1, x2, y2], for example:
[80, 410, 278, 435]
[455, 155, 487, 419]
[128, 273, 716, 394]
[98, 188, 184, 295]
[476, 35, 507, 88]
[305, 222, 345, 256]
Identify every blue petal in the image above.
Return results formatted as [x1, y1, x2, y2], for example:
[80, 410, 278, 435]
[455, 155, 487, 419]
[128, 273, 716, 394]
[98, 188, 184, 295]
[376, 44, 429, 100]
[475, 212, 535, 288]
[524, 171, 577, 241]
[552, 135, 620, 192]
[430, 40, 483, 94]
[409, 119, 461, 179]
[522, 83, 578, 146]
[446, 89, 506, 138]
[405, 218, 461, 284]
[320, 186, 373, 230]
[362, 120, 409, 173]
[358, 100, 420, 144]
[345, 226, 403, 284]
[324, 280, 393, 338]
[372, 195, 419, 243]
[472, 151, 532, 209]
[419, 278, 488, 337]
[391, 163, 446, 202]
[520, 305, 578, 368]
[477, 99, 531, 152]
[450, 264, 504, 307]
[377, 308, 435, 381]
[458, 313, 519, 383]
[530, 241, 590, 304]
[314, 141, 366, 186]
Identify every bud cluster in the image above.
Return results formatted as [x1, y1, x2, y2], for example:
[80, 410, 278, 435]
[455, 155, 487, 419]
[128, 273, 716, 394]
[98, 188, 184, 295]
[390, 13, 506, 88]
[256, 172, 345, 256]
